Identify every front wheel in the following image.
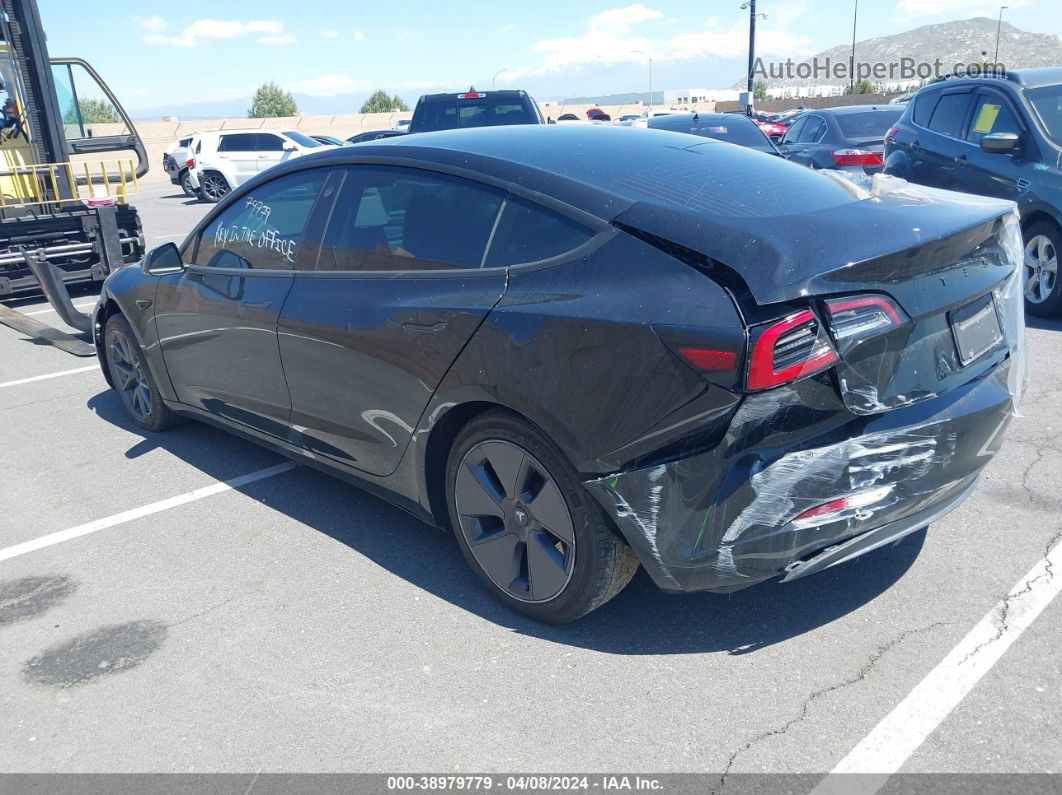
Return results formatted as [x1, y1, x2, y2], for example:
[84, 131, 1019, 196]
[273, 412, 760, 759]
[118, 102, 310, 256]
[1023, 221, 1062, 317]
[446, 411, 639, 623]
[104, 314, 176, 432]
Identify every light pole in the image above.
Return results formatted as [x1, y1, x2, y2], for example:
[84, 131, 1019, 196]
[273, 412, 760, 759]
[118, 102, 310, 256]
[632, 50, 652, 115]
[850, 0, 859, 93]
[740, 2, 768, 116]
[994, 6, 1008, 62]
[492, 68, 509, 90]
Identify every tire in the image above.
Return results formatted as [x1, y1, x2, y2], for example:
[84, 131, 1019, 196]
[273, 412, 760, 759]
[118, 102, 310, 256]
[198, 171, 230, 203]
[446, 410, 639, 623]
[104, 314, 176, 432]
[1022, 221, 1062, 317]
[179, 170, 195, 197]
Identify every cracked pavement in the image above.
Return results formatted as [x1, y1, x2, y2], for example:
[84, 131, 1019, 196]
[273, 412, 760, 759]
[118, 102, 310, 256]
[0, 192, 1059, 775]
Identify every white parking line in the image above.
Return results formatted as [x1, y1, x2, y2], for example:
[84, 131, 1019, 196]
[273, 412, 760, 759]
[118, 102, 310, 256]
[0, 365, 99, 389]
[813, 536, 1062, 795]
[21, 302, 97, 317]
[0, 462, 295, 563]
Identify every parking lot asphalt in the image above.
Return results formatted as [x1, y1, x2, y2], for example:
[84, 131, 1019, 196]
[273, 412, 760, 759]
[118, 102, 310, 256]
[0, 189, 1060, 780]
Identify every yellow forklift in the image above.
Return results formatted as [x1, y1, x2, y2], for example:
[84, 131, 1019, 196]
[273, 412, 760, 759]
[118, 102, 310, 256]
[0, 0, 148, 355]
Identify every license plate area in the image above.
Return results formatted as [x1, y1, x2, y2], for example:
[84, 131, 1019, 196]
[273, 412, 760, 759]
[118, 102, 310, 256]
[950, 294, 1004, 367]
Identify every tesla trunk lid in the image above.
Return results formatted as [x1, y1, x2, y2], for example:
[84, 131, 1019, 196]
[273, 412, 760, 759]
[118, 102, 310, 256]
[615, 189, 1024, 415]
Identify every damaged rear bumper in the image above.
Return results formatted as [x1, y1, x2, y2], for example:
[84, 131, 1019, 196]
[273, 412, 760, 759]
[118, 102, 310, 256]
[584, 359, 1017, 594]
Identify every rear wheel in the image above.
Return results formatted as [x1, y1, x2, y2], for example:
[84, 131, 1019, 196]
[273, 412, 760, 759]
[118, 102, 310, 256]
[1023, 221, 1062, 317]
[446, 411, 639, 623]
[104, 314, 175, 432]
[179, 170, 195, 197]
[198, 171, 230, 203]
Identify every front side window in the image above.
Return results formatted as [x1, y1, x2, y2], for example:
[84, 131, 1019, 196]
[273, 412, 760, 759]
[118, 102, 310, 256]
[927, 92, 972, 138]
[193, 168, 328, 270]
[485, 197, 593, 267]
[965, 94, 1021, 144]
[797, 116, 825, 143]
[317, 166, 504, 271]
[282, 130, 321, 148]
[781, 116, 807, 144]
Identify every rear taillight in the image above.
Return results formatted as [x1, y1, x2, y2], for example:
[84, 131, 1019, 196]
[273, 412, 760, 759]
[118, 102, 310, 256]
[824, 295, 906, 350]
[884, 126, 898, 141]
[832, 149, 883, 167]
[185, 158, 195, 169]
[747, 310, 838, 391]
[676, 348, 738, 371]
[792, 485, 894, 526]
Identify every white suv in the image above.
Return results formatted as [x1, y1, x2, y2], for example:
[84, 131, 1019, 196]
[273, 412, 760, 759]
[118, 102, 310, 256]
[187, 129, 333, 202]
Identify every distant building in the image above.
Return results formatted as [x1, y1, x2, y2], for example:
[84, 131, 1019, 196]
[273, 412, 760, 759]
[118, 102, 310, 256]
[663, 88, 741, 106]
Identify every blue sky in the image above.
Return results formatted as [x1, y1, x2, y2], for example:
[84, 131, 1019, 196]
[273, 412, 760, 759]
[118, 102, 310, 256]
[39, 0, 1061, 110]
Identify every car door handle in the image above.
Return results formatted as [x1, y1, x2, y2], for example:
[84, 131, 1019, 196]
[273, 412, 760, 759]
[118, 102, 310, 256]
[403, 321, 448, 333]
[258, 154, 270, 158]
[241, 301, 271, 310]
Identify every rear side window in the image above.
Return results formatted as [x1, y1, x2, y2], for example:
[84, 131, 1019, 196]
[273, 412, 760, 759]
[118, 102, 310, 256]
[317, 166, 504, 271]
[781, 116, 806, 144]
[797, 116, 826, 143]
[928, 92, 972, 138]
[485, 197, 593, 267]
[193, 168, 328, 270]
[912, 92, 938, 127]
[965, 95, 1021, 144]
[217, 133, 257, 152]
[178, 137, 191, 148]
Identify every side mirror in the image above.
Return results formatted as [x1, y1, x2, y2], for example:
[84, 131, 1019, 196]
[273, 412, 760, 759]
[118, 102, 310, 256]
[980, 132, 1021, 156]
[283, 141, 297, 151]
[142, 241, 183, 274]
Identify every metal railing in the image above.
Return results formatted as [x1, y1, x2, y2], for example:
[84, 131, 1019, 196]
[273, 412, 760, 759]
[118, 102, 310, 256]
[0, 157, 139, 209]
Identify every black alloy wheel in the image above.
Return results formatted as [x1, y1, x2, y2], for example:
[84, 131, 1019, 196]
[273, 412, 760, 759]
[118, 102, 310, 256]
[104, 314, 176, 432]
[446, 411, 639, 623]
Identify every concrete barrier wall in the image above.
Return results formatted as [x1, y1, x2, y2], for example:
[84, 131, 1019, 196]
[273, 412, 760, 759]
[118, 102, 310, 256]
[102, 103, 693, 183]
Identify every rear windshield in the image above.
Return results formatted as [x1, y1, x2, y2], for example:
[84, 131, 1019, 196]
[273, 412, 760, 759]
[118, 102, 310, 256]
[653, 117, 770, 149]
[283, 131, 321, 147]
[412, 95, 536, 131]
[836, 109, 904, 138]
[1026, 84, 1062, 146]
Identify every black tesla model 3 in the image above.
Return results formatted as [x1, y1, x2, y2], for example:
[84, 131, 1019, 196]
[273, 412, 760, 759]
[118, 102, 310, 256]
[94, 125, 1026, 623]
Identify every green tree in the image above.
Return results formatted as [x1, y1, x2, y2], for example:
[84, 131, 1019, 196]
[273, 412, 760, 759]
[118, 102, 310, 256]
[753, 79, 769, 102]
[65, 98, 119, 125]
[844, 78, 877, 96]
[360, 89, 410, 114]
[248, 81, 298, 118]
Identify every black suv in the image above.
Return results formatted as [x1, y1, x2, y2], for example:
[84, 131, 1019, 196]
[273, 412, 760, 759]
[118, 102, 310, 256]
[884, 67, 1062, 315]
[408, 89, 544, 133]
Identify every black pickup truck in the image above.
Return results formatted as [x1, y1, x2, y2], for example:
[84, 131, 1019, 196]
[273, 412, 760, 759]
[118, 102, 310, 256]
[408, 89, 545, 133]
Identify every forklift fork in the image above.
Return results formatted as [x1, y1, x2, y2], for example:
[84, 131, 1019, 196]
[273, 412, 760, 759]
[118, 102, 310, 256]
[0, 247, 95, 356]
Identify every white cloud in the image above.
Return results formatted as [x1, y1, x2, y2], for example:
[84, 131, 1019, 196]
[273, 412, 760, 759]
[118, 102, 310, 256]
[498, 23, 517, 34]
[402, 81, 438, 90]
[322, 30, 340, 40]
[142, 18, 294, 48]
[134, 15, 167, 33]
[506, 3, 812, 80]
[354, 30, 366, 41]
[292, 74, 364, 96]
[893, 0, 1031, 23]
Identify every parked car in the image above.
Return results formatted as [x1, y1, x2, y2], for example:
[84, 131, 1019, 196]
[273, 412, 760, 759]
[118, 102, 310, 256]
[311, 134, 349, 147]
[162, 136, 194, 196]
[347, 129, 407, 144]
[186, 129, 333, 203]
[642, 111, 780, 155]
[95, 125, 1024, 623]
[754, 118, 787, 141]
[393, 119, 411, 131]
[408, 89, 544, 133]
[884, 67, 1062, 315]
[779, 105, 904, 174]
[618, 114, 642, 123]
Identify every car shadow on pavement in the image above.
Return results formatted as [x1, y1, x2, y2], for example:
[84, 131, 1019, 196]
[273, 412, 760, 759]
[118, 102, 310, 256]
[87, 389, 925, 656]
[1025, 316, 1062, 332]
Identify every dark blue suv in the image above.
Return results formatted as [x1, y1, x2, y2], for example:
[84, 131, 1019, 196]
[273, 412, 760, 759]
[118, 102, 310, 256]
[884, 67, 1062, 316]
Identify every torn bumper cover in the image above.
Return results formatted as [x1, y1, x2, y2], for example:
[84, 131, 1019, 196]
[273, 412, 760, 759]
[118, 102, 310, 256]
[585, 360, 1018, 593]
